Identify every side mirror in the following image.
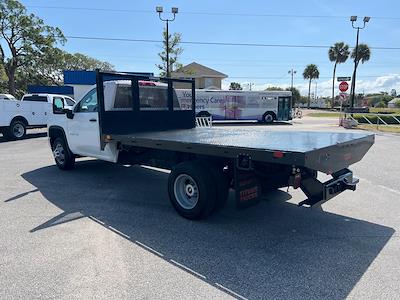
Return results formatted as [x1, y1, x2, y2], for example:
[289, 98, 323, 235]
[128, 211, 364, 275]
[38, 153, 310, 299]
[65, 109, 74, 119]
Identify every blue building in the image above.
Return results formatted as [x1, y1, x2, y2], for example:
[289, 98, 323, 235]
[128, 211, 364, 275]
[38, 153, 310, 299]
[28, 70, 154, 100]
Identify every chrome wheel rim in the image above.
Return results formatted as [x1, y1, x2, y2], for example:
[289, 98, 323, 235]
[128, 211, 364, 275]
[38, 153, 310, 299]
[173, 174, 199, 210]
[13, 123, 25, 138]
[53, 143, 66, 165]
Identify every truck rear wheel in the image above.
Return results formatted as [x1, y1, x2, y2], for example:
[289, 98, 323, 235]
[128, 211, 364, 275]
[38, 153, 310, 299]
[168, 161, 217, 220]
[7, 120, 26, 140]
[52, 137, 75, 170]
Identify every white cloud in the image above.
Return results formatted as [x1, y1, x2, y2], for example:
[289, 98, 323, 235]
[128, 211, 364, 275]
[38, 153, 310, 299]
[222, 74, 400, 96]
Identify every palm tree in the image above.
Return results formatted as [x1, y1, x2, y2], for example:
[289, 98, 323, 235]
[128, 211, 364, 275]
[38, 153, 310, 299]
[329, 42, 350, 107]
[303, 64, 320, 108]
[351, 43, 371, 67]
[350, 44, 371, 97]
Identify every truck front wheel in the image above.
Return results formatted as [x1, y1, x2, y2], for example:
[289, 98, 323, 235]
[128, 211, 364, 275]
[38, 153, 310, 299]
[168, 161, 217, 220]
[52, 137, 75, 170]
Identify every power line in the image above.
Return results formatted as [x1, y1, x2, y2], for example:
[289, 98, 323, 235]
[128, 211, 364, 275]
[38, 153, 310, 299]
[26, 5, 400, 21]
[65, 35, 400, 50]
[228, 75, 388, 79]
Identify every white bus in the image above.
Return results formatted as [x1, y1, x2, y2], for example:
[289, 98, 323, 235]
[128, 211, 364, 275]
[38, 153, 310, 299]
[175, 89, 292, 123]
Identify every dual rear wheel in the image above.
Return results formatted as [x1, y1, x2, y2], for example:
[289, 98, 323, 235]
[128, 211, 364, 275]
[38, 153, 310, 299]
[168, 160, 229, 220]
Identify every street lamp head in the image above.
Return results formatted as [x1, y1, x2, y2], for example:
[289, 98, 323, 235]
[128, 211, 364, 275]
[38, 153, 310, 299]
[350, 16, 357, 22]
[171, 7, 178, 14]
[363, 16, 370, 23]
[156, 6, 163, 13]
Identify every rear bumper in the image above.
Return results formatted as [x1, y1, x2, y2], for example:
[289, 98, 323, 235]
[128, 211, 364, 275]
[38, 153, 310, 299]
[298, 169, 359, 206]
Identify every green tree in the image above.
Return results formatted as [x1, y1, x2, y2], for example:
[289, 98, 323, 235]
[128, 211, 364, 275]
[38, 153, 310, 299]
[156, 28, 183, 77]
[25, 48, 114, 86]
[350, 43, 371, 96]
[286, 87, 300, 106]
[375, 101, 386, 108]
[265, 86, 283, 91]
[229, 82, 242, 90]
[303, 64, 320, 108]
[0, 0, 65, 95]
[351, 43, 371, 67]
[328, 42, 350, 107]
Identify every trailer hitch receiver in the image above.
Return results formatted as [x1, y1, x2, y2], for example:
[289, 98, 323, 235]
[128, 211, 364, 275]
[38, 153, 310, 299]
[298, 169, 359, 207]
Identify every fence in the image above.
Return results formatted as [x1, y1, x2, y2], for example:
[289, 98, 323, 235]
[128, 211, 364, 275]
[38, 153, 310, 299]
[195, 116, 213, 127]
[341, 112, 400, 128]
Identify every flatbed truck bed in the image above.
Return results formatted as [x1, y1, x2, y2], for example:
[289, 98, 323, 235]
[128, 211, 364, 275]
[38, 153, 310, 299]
[109, 128, 374, 174]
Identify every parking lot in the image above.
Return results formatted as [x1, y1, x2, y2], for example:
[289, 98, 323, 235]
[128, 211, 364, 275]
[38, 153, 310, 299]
[1, 118, 399, 300]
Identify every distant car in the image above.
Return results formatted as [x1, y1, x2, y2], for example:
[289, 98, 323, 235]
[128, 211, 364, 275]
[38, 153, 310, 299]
[0, 93, 76, 140]
[0, 94, 17, 101]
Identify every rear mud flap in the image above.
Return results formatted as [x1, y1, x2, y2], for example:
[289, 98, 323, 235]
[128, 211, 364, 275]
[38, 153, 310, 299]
[234, 167, 262, 209]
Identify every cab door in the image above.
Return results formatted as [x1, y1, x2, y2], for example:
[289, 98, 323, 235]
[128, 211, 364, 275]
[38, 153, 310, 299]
[67, 88, 101, 156]
[66, 88, 117, 162]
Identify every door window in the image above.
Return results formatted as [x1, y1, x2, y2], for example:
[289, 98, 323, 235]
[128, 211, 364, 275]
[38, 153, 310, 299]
[64, 97, 75, 106]
[53, 97, 64, 113]
[23, 95, 47, 102]
[77, 89, 97, 112]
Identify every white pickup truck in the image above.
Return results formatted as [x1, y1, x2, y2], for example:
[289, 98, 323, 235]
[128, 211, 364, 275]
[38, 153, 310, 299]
[46, 71, 374, 220]
[0, 93, 75, 140]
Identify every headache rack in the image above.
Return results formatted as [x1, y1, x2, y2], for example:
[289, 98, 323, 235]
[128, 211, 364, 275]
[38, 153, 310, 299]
[96, 70, 196, 147]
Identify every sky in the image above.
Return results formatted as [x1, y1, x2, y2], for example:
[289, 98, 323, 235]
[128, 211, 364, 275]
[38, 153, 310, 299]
[18, 0, 400, 96]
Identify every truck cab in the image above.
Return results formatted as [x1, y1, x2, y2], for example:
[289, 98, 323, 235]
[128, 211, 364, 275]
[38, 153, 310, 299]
[48, 80, 180, 162]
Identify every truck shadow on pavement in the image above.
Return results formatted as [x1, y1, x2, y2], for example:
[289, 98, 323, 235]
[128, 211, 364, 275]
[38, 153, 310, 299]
[21, 160, 394, 300]
[0, 132, 47, 143]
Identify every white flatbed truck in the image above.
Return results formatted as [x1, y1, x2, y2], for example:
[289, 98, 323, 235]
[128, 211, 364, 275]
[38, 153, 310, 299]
[47, 71, 374, 220]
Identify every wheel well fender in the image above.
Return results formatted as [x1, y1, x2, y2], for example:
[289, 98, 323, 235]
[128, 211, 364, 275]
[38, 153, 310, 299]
[10, 116, 28, 126]
[48, 126, 67, 146]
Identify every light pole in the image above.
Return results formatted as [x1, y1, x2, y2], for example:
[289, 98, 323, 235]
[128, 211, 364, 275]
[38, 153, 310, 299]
[288, 69, 297, 90]
[248, 82, 255, 91]
[350, 15, 370, 109]
[156, 6, 178, 78]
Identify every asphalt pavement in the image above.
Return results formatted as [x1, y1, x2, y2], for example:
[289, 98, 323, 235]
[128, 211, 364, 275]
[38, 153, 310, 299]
[0, 119, 399, 300]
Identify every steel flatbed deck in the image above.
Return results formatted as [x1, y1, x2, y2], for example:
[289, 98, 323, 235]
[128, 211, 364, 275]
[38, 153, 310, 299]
[109, 128, 374, 174]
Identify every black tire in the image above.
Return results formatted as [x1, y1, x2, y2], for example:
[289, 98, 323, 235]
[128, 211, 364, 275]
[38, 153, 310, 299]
[168, 161, 217, 220]
[7, 120, 26, 140]
[262, 112, 275, 124]
[52, 137, 75, 170]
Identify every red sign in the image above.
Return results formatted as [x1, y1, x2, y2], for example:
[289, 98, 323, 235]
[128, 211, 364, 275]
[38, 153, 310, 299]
[339, 81, 349, 92]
